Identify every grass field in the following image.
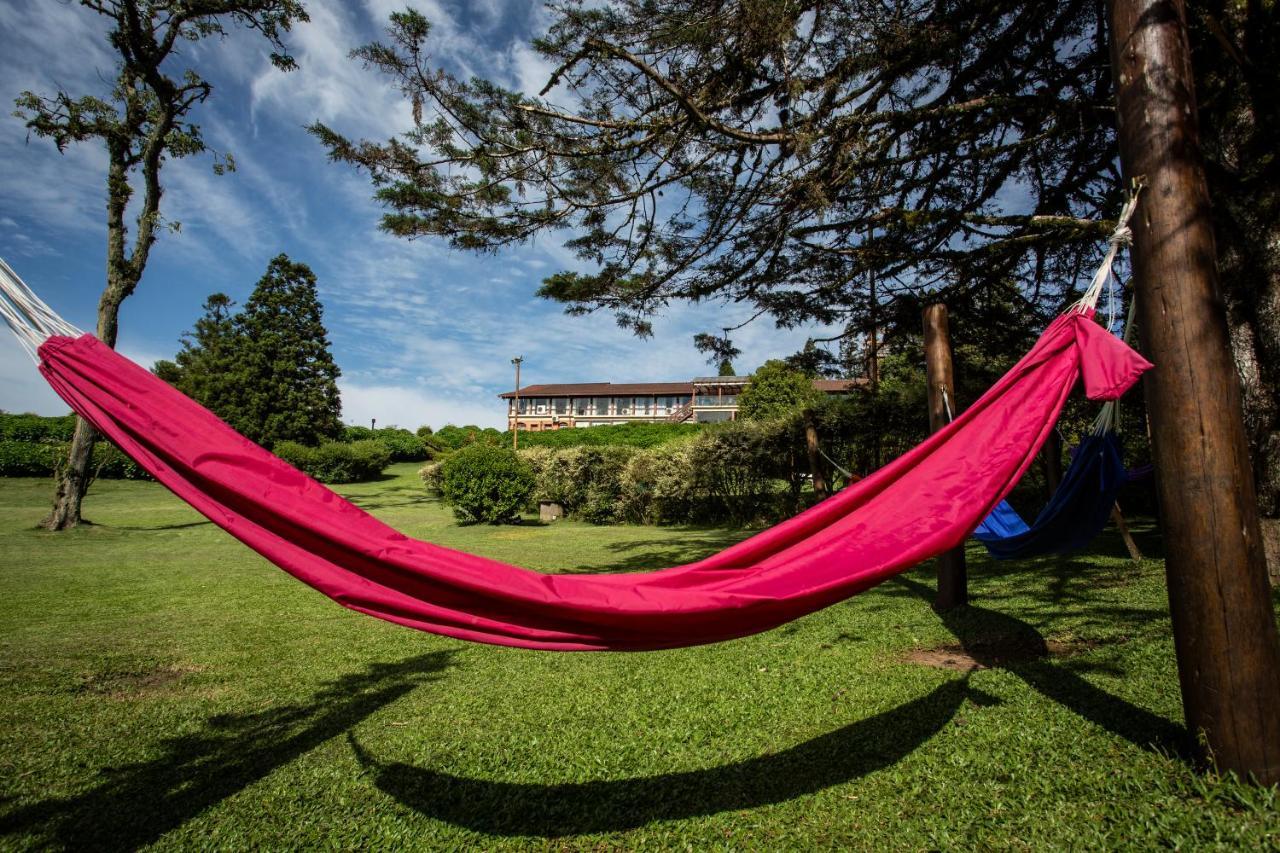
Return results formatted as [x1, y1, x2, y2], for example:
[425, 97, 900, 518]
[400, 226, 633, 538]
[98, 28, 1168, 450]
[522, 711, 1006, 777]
[0, 463, 1277, 849]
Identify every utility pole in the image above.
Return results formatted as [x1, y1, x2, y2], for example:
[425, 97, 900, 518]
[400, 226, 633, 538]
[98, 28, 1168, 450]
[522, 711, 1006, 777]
[923, 302, 967, 610]
[511, 356, 523, 451]
[1110, 0, 1280, 784]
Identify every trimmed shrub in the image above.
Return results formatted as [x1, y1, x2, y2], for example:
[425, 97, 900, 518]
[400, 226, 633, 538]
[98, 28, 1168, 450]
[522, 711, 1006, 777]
[276, 439, 391, 483]
[439, 444, 534, 524]
[0, 440, 63, 476]
[511, 421, 701, 450]
[0, 439, 150, 480]
[341, 426, 431, 461]
[433, 424, 504, 450]
[0, 413, 77, 442]
[518, 445, 636, 523]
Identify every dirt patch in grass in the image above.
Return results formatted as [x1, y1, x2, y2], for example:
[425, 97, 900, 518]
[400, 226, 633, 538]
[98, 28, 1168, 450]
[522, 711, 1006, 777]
[906, 636, 1117, 672]
[76, 664, 204, 698]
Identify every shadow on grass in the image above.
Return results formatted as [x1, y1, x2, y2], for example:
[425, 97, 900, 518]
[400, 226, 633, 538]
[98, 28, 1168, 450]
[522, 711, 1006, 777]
[351, 677, 989, 837]
[109, 519, 213, 532]
[890, 574, 1187, 758]
[562, 530, 750, 574]
[0, 651, 456, 850]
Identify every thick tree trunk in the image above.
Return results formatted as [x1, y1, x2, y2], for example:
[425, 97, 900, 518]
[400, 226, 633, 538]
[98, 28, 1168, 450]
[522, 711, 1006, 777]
[1110, 0, 1280, 784]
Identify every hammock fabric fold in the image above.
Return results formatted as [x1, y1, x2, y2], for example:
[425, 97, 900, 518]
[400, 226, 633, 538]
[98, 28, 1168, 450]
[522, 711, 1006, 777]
[973, 432, 1128, 559]
[34, 310, 1151, 651]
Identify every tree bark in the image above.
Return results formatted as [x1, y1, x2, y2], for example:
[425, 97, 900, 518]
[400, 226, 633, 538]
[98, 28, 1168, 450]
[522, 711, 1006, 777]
[42, 190, 133, 528]
[1110, 0, 1280, 784]
[803, 410, 829, 500]
[923, 302, 968, 610]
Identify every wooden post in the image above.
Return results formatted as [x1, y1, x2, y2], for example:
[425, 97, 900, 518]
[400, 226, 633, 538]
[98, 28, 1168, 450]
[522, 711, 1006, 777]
[923, 302, 968, 610]
[1110, 0, 1280, 784]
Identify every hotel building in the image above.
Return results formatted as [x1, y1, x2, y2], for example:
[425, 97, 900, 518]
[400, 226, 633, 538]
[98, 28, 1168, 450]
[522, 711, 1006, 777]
[500, 375, 860, 431]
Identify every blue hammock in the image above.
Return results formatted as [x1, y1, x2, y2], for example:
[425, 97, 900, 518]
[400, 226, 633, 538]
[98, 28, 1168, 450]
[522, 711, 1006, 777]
[974, 431, 1128, 559]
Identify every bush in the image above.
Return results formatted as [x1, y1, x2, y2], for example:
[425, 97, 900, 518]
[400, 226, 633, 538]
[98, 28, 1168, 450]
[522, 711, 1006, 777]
[518, 445, 636, 523]
[439, 444, 534, 524]
[0, 413, 77, 442]
[418, 460, 444, 494]
[340, 426, 431, 461]
[0, 440, 63, 476]
[433, 424, 503, 451]
[511, 421, 701, 450]
[0, 439, 150, 480]
[276, 439, 391, 483]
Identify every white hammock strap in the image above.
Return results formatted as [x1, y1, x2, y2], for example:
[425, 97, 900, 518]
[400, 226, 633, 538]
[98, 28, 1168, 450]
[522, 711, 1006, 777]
[0, 257, 82, 363]
[1074, 187, 1143, 314]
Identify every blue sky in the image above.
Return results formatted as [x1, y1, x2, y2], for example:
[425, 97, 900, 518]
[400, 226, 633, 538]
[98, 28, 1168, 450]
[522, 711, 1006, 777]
[0, 0, 835, 430]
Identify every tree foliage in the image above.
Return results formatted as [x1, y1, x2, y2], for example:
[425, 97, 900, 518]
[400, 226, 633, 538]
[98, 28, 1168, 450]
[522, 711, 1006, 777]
[316, 0, 1280, 515]
[14, 0, 308, 529]
[313, 0, 1115, 342]
[157, 254, 343, 447]
[738, 360, 822, 420]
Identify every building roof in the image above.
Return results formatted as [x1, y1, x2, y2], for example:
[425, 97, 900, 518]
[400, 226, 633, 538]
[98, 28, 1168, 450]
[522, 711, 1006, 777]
[499, 377, 866, 398]
[499, 381, 693, 399]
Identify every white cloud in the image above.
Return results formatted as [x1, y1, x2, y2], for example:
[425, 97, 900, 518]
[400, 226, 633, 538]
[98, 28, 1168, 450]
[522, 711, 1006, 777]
[339, 380, 503, 430]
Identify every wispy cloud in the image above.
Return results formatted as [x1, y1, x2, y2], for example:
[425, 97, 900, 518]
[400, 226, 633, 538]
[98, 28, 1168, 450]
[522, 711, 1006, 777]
[0, 0, 837, 431]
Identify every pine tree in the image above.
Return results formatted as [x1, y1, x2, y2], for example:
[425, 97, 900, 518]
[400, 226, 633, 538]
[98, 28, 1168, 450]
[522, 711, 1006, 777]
[154, 294, 240, 415]
[230, 255, 342, 446]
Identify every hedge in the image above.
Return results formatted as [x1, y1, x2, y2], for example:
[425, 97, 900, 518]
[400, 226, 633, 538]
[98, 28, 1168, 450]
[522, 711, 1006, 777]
[0, 439, 150, 480]
[510, 421, 703, 450]
[275, 439, 391, 483]
[341, 426, 433, 462]
[0, 413, 77, 442]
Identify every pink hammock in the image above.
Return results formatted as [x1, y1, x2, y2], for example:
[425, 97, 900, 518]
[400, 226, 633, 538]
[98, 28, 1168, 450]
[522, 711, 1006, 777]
[23, 307, 1149, 651]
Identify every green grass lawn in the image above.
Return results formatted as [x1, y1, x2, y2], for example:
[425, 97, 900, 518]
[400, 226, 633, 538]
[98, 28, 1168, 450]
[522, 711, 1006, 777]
[0, 463, 1276, 849]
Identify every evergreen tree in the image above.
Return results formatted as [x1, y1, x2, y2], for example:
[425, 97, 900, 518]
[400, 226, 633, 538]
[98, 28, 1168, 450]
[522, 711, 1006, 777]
[717, 359, 736, 377]
[154, 294, 241, 414]
[230, 255, 343, 446]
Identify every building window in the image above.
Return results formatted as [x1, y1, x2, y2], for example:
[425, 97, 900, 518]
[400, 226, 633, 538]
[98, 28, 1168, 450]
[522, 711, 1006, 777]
[516, 397, 530, 414]
[532, 397, 548, 414]
[633, 396, 650, 415]
[616, 397, 631, 416]
[573, 398, 590, 416]
[593, 397, 609, 416]
[553, 397, 569, 415]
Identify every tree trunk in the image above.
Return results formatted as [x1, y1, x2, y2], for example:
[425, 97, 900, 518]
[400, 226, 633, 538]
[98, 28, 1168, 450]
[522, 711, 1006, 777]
[803, 411, 829, 500]
[923, 302, 967, 611]
[41, 261, 129, 530]
[1110, 0, 1280, 785]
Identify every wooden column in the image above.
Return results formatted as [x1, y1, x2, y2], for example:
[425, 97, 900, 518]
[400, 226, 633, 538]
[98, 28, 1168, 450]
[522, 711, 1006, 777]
[923, 302, 967, 610]
[1110, 0, 1280, 784]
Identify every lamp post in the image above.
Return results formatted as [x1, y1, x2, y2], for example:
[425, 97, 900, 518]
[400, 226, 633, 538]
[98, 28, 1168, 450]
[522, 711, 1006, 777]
[511, 356, 523, 451]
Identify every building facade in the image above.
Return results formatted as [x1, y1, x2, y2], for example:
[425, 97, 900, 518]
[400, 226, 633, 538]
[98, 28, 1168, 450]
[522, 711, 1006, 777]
[500, 376, 859, 431]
